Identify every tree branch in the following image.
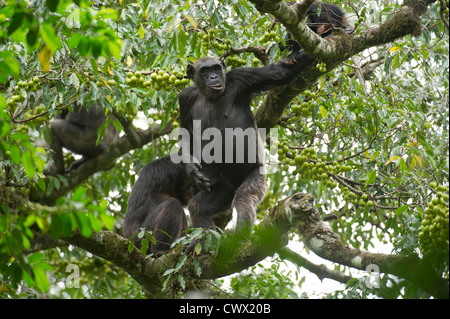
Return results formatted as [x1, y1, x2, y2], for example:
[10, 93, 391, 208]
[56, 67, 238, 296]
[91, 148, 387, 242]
[63, 230, 173, 298]
[277, 246, 353, 284]
[49, 191, 447, 298]
[250, 0, 436, 130]
[283, 192, 449, 298]
[31, 123, 173, 205]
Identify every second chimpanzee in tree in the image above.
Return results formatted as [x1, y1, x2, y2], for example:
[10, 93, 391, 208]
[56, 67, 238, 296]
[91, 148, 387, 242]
[281, 2, 355, 64]
[45, 104, 118, 175]
[176, 51, 314, 249]
[123, 156, 198, 254]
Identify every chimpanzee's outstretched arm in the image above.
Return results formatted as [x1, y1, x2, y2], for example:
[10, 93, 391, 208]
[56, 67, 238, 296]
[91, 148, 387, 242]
[228, 51, 316, 93]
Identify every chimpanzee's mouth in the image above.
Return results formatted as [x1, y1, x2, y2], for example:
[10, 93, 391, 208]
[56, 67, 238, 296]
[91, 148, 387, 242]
[210, 84, 223, 90]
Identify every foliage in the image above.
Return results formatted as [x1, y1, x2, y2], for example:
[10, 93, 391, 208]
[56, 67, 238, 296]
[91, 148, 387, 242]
[229, 261, 303, 299]
[0, 0, 448, 299]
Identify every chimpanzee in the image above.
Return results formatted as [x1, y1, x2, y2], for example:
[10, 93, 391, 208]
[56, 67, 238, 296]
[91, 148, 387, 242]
[176, 52, 313, 247]
[45, 103, 118, 175]
[281, 2, 355, 64]
[123, 156, 197, 254]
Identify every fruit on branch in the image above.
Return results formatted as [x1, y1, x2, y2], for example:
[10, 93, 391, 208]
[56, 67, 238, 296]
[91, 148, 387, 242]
[419, 183, 449, 266]
[126, 69, 189, 91]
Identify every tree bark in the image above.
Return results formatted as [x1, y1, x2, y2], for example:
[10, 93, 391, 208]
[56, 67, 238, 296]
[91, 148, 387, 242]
[251, 0, 435, 131]
[53, 192, 448, 298]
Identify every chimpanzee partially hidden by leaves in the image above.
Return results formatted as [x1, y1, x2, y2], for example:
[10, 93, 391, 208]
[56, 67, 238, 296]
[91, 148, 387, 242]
[123, 156, 198, 254]
[45, 104, 118, 175]
[281, 2, 355, 65]
[175, 51, 315, 251]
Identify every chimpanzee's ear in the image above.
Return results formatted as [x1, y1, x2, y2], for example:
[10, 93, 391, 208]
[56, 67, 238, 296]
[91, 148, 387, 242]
[220, 59, 227, 71]
[186, 64, 196, 79]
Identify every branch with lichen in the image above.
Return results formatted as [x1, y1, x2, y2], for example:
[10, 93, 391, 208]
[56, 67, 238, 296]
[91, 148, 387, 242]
[249, 0, 436, 130]
[281, 193, 448, 298]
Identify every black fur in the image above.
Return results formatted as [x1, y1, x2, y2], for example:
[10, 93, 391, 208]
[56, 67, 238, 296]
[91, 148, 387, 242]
[179, 54, 311, 243]
[45, 103, 118, 175]
[123, 156, 196, 254]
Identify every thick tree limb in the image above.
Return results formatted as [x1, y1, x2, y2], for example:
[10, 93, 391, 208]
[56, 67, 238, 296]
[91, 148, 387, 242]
[250, 0, 436, 130]
[63, 230, 173, 298]
[52, 192, 447, 298]
[283, 193, 449, 299]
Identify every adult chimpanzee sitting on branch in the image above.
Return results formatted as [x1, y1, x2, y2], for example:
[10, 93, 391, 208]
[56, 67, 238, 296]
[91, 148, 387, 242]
[174, 50, 314, 250]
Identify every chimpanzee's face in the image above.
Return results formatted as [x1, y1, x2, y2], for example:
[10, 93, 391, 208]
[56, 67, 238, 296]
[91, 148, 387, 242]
[187, 57, 226, 98]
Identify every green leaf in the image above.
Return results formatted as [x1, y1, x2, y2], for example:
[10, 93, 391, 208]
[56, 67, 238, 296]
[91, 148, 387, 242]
[22, 269, 35, 287]
[174, 255, 187, 272]
[59, 213, 73, 237]
[92, 39, 102, 58]
[87, 213, 102, 232]
[24, 214, 36, 227]
[138, 25, 145, 39]
[21, 151, 36, 179]
[90, 57, 99, 78]
[46, 0, 59, 12]
[37, 177, 46, 192]
[53, 177, 60, 190]
[50, 215, 62, 238]
[366, 171, 376, 186]
[78, 36, 91, 56]
[163, 268, 175, 276]
[370, 151, 380, 162]
[384, 55, 394, 76]
[140, 239, 149, 255]
[178, 274, 186, 290]
[162, 274, 172, 292]
[28, 252, 45, 263]
[128, 241, 134, 253]
[26, 21, 40, 47]
[69, 73, 80, 88]
[41, 22, 62, 53]
[346, 278, 359, 288]
[177, 29, 187, 56]
[108, 40, 121, 59]
[35, 262, 53, 272]
[194, 242, 202, 255]
[8, 12, 24, 35]
[76, 213, 92, 238]
[0, 51, 21, 81]
[320, 105, 327, 118]
[33, 268, 50, 292]
[100, 213, 115, 230]
[394, 205, 409, 216]
[10, 144, 20, 164]
[399, 158, 406, 172]
[193, 259, 202, 277]
[68, 33, 82, 47]
[72, 187, 86, 202]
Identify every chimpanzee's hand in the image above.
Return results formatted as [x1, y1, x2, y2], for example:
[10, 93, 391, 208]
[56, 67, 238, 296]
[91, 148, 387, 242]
[284, 53, 298, 66]
[185, 162, 211, 192]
